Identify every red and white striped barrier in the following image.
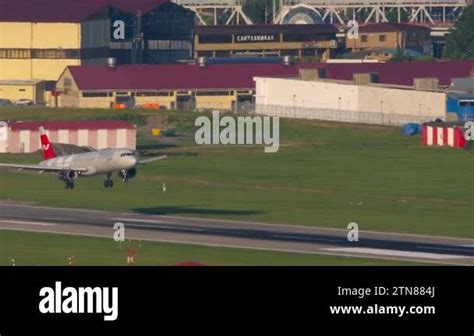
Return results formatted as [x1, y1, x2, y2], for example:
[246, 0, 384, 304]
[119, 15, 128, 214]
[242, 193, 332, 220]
[422, 124, 467, 149]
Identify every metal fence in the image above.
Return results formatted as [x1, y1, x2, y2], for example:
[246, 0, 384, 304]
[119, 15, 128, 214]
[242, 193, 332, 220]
[255, 104, 441, 126]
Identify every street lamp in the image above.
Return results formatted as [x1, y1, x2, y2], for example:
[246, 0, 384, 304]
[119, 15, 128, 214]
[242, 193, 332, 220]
[293, 94, 296, 118]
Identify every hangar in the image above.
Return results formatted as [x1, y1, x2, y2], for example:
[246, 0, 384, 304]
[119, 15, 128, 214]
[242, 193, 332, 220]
[0, 0, 194, 83]
[0, 120, 136, 154]
[56, 62, 303, 111]
[55, 60, 474, 111]
[194, 24, 338, 60]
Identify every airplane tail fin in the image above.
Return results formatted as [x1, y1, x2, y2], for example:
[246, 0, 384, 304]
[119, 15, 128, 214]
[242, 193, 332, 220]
[39, 127, 56, 160]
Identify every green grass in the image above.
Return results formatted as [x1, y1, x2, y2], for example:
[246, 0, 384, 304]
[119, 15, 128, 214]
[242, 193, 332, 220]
[0, 230, 424, 266]
[0, 108, 473, 238]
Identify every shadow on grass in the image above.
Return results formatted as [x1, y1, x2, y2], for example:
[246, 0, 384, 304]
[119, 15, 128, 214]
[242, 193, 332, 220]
[133, 205, 265, 216]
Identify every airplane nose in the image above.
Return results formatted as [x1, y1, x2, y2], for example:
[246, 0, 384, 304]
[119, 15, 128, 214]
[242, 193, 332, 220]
[130, 156, 138, 166]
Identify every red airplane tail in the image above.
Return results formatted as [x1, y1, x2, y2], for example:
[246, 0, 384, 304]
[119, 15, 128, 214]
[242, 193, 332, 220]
[39, 127, 56, 160]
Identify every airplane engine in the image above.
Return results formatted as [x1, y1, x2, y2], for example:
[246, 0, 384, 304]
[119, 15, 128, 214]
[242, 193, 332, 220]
[119, 168, 137, 180]
[58, 170, 79, 181]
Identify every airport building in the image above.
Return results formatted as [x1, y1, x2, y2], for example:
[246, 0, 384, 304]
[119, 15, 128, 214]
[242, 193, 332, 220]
[0, 0, 194, 84]
[255, 73, 447, 125]
[56, 62, 303, 110]
[194, 24, 339, 61]
[0, 120, 136, 154]
[55, 60, 474, 112]
[345, 23, 432, 58]
[0, 80, 46, 104]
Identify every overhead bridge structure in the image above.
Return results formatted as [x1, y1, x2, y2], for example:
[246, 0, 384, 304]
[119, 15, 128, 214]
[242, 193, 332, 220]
[274, 0, 469, 26]
[173, 0, 253, 25]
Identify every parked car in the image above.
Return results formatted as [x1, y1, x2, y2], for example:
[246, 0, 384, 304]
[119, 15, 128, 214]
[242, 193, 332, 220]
[14, 99, 34, 106]
[0, 99, 13, 107]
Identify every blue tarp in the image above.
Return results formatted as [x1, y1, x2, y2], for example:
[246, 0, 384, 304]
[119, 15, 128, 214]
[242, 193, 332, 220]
[402, 123, 422, 136]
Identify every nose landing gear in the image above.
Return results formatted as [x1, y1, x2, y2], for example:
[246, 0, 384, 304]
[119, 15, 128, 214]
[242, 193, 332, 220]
[121, 169, 129, 183]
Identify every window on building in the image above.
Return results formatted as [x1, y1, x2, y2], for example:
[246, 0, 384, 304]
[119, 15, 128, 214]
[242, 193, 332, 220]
[379, 34, 387, 42]
[195, 91, 231, 96]
[82, 92, 110, 98]
[459, 100, 474, 107]
[0, 49, 32, 59]
[136, 91, 170, 97]
[361, 35, 368, 42]
[198, 35, 232, 44]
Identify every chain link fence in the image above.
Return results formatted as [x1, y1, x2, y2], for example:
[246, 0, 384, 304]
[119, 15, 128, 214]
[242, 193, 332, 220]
[255, 104, 441, 126]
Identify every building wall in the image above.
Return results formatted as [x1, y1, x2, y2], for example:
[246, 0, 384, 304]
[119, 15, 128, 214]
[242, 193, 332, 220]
[255, 77, 446, 119]
[346, 31, 403, 50]
[0, 22, 82, 81]
[346, 30, 431, 54]
[0, 82, 45, 103]
[5, 127, 136, 153]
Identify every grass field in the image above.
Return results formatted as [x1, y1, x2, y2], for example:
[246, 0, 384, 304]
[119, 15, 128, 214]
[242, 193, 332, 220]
[0, 108, 472, 238]
[0, 229, 424, 266]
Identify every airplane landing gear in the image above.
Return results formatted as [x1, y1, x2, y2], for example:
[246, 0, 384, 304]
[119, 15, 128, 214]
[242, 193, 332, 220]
[104, 174, 114, 188]
[65, 181, 75, 190]
[121, 169, 129, 183]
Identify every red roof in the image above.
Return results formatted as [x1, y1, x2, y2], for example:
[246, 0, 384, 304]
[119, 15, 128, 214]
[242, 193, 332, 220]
[0, 0, 169, 22]
[66, 61, 474, 91]
[310, 61, 474, 86]
[68, 63, 302, 91]
[9, 120, 135, 131]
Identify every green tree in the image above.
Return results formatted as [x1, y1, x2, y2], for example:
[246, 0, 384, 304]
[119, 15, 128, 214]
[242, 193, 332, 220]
[243, 0, 274, 24]
[444, 5, 474, 60]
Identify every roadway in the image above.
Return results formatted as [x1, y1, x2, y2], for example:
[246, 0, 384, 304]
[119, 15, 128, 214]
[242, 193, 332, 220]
[0, 202, 473, 265]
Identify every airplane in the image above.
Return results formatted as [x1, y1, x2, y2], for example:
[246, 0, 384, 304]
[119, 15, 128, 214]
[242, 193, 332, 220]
[0, 127, 166, 189]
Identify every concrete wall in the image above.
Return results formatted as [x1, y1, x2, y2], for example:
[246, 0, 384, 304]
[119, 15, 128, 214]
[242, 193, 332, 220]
[255, 77, 446, 124]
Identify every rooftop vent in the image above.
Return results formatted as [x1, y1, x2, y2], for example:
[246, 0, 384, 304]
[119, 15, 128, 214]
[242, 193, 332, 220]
[282, 55, 295, 66]
[107, 57, 117, 68]
[413, 78, 439, 91]
[353, 72, 379, 85]
[299, 68, 326, 81]
[197, 56, 208, 67]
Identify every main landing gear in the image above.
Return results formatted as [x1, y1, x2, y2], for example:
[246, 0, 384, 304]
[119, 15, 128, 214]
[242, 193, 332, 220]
[65, 181, 75, 190]
[104, 173, 114, 188]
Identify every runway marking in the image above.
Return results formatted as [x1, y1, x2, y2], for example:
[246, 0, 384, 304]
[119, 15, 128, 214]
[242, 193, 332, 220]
[0, 220, 56, 227]
[111, 218, 169, 224]
[323, 247, 471, 260]
[420, 246, 474, 253]
[273, 234, 340, 243]
[126, 223, 204, 232]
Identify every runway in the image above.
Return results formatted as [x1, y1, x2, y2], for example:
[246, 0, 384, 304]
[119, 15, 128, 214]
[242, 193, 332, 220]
[0, 202, 473, 265]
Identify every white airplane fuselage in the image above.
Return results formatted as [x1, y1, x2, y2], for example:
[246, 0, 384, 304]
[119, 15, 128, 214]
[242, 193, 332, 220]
[39, 148, 137, 176]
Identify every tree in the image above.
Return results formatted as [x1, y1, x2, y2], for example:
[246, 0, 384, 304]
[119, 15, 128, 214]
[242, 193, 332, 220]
[243, 0, 275, 24]
[444, 5, 474, 60]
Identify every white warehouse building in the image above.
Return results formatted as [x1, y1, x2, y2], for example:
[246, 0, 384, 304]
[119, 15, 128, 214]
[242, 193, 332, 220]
[254, 73, 447, 126]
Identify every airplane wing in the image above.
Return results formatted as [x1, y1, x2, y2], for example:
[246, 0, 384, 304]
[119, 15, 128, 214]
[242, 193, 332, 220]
[138, 155, 167, 164]
[0, 163, 88, 173]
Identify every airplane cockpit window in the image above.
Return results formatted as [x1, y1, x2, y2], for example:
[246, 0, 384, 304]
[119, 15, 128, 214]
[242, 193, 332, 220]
[120, 153, 134, 157]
